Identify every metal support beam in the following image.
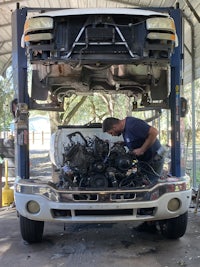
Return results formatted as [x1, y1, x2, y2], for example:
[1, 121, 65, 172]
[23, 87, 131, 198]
[0, 0, 27, 7]
[185, 0, 200, 23]
[169, 7, 184, 177]
[183, 14, 197, 187]
[12, 6, 29, 179]
[188, 20, 197, 187]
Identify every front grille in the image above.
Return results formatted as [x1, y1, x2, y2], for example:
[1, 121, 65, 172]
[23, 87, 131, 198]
[86, 27, 114, 42]
[51, 208, 134, 218]
[59, 190, 149, 203]
[75, 209, 133, 216]
[51, 207, 156, 218]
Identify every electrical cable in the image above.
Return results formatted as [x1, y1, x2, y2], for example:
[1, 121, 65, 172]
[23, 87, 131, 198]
[138, 160, 161, 177]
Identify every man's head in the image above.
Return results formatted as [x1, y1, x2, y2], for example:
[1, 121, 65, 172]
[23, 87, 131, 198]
[102, 117, 123, 136]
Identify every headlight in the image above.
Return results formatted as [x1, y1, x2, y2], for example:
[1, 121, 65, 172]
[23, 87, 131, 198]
[146, 17, 176, 33]
[147, 32, 176, 41]
[24, 17, 53, 34]
[24, 33, 53, 42]
[15, 182, 59, 202]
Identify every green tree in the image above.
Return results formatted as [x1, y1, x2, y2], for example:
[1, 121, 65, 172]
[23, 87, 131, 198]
[55, 93, 132, 128]
[0, 75, 14, 132]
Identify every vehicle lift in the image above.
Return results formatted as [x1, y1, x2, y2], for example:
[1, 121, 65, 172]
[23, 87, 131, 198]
[11, 5, 186, 183]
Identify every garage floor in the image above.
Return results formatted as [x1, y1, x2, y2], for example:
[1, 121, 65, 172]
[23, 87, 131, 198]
[0, 206, 200, 267]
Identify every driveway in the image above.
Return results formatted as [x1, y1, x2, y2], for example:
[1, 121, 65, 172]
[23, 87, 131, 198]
[0, 206, 200, 267]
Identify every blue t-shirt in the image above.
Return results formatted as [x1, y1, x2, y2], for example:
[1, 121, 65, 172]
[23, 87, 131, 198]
[123, 117, 161, 161]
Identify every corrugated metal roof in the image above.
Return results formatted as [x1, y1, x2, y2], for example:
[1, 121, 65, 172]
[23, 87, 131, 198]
[0, 0, 200, 84]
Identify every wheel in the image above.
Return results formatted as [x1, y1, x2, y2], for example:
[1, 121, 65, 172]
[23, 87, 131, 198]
[19, 215, 44, 243]
[159, 212, 188, 239]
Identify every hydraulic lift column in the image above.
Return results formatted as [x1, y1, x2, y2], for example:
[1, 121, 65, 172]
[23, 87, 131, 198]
[12, 5, 29, 179]
[170, 7, 185, 177]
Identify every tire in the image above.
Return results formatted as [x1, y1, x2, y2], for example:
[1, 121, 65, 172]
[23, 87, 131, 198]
[19, 215, 44, 243]
[159, 212, 188, 239]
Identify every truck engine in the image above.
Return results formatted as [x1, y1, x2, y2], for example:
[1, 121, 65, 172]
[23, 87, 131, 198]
[56, 131, 151, 190]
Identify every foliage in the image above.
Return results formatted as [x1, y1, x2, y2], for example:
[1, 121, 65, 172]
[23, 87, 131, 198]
[58, 93, 135, 125]
[0, 74, 14, 132]
[183, 78, 200, 185]
[55, 93, 170, 146]
[184, 79, 200, 133]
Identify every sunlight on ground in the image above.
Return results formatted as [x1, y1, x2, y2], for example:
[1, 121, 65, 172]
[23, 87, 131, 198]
[29, 142, 50, 150]
[0, 239, 11, 255]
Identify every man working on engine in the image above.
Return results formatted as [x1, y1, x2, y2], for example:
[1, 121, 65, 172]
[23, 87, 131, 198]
[102, 116, 165, 183]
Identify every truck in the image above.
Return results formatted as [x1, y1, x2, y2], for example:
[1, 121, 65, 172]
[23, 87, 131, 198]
[12, 3, 192, 243]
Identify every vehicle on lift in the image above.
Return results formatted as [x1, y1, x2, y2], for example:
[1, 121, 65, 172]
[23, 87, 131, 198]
[12, 5, 192, 243]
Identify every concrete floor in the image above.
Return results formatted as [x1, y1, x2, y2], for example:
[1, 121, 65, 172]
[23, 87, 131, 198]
[0, 206, 200, 267]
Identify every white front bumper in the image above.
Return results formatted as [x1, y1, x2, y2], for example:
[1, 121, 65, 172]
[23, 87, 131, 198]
[15, 189, 192, 223]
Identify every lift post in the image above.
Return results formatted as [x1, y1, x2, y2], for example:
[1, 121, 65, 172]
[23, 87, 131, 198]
[12, 6, 29, 179]
[169, 7, 185, 177]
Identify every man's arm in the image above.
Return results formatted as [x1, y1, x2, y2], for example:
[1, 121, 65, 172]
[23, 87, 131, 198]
[132, 126, 158, 156]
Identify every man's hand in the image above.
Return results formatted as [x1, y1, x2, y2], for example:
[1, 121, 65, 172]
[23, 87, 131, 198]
[132, 126, 158, 157]
[132, 148, 145, 157]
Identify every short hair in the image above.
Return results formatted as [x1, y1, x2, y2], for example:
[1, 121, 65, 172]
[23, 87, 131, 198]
[102, 117, 120, 132]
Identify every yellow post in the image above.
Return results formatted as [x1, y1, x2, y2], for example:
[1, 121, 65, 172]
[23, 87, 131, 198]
[0, 163, 2, 208]
[2, 159, 14, 206]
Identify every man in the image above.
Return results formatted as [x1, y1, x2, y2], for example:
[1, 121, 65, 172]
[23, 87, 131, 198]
[102, 116, 164, 183]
